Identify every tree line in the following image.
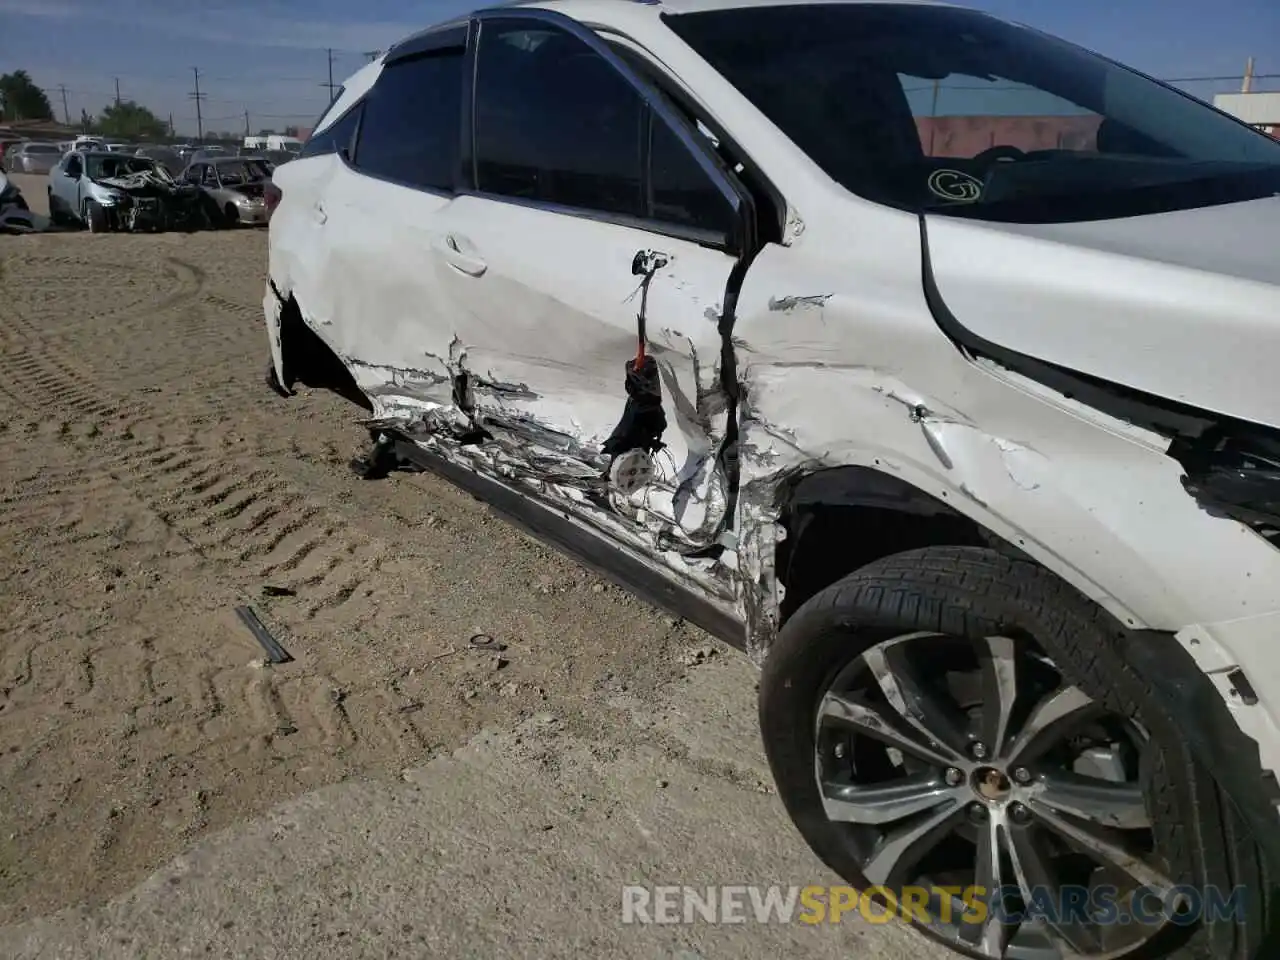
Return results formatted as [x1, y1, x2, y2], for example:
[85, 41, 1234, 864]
[1, 69, 301, 142]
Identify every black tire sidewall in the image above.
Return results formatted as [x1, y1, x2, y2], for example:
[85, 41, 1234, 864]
[757, 546, 1198, 960]
[85, 200, 107, 233]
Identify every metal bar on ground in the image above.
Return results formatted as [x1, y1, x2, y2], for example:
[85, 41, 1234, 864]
[234, 605, 293, 663]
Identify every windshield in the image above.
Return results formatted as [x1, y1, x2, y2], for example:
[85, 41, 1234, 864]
[27, 144, 60, 154]
[215, 159, 269, 184]
[665, 4, 1280, 223]
[86, 155, 157, 179]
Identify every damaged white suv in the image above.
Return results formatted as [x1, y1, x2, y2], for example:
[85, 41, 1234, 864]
[264, 1, 1280, 957]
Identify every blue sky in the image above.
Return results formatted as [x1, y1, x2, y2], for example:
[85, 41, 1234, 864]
[1, 0, 1277, 136]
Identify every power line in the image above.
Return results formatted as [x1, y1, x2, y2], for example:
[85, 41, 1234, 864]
[1164, 72, 1280, 83]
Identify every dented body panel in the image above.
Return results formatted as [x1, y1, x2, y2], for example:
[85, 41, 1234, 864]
[266, 0, 1280, 808]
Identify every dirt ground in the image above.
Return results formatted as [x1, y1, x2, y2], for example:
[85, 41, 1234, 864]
[0, 199, 724, 922]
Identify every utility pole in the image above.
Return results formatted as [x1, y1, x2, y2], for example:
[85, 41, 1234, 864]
[114, 77, 121, 105]
[323, 48, 337, 99]
[244, 109, 251, 138]
[927, 78, 941, 156]
[1243, 57, 1256, 93]
[189, 66, 206, 143]
[168, 112, 174, 137]
[58, 84, 70, 125]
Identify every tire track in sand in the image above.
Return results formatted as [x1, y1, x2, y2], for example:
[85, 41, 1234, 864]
[0, 244, 426, 763]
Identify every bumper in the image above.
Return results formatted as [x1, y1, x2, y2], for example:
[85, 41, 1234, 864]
[263, 279, 286, 382]
[234, 203, 270, 225]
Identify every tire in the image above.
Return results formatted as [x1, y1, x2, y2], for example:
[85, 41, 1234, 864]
[223, 203, 239, 228]
[759, 545, 1266, 960]
[48, 191, 71, 226]
[85, 199, 108, 233]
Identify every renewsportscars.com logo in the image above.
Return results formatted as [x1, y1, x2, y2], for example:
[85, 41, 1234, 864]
[621, 884, 1248, 927]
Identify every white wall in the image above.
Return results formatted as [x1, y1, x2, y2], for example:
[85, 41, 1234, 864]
[1214, 92, 1280, 125]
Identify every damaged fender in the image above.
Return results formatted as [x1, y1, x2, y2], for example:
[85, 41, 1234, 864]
[728, 215, 1280, 792]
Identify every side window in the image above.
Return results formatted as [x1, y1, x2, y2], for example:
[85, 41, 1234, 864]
[649, 114, 735, 235]
[351, 50, 464, 190]
[299, 105, 362, 160]
[474, 23, 644, 217]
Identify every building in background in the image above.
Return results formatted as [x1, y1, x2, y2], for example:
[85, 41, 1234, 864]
[1212, 58, 1279, 138]
[1213, 92, 1280, 138]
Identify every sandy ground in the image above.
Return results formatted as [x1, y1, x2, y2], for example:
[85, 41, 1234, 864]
[0, 174, 949, 959]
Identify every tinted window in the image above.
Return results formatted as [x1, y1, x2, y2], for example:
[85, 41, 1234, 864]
[300, 105, 361, 159]
[475, 23, 644, 217]
[353, 51, 463, 190]
[649, 117, 733, 234]
[666, 4, 1280, 223]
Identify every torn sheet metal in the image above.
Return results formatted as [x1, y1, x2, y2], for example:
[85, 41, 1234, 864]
[269, 186, 745, 604]
[730, 229, 1280, 666]
[341, 194, 738, 548]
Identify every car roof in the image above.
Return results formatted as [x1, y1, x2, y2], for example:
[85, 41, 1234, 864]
[386, 0, 946, 52]
[482, 0, 943, 20]
[77, 150, 154, 162]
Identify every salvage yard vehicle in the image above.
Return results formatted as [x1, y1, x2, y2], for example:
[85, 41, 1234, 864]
[264, 2, 1280, 957]
[5, 141, 61, 175]
[134, 145, 184, 177]
[180, 155, 274, 225]
[0, 161, 39, 234]
[48, 150, 215, 232]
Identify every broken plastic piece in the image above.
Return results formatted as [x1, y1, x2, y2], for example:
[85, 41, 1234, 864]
[349, 431, 424, 480]
[602, 354, 667, 456]
[609, 448, 656, 497]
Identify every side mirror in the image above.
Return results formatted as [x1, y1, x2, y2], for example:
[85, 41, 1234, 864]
[66, 162, 82, 178]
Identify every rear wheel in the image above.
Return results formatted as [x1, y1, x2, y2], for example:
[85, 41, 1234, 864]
[759, 546, 1262, 960]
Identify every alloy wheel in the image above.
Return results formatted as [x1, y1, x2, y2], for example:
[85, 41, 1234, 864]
[815, 631, 1182, 959]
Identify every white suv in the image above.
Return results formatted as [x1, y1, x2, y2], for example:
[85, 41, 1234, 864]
[264, 2, 1280, 957]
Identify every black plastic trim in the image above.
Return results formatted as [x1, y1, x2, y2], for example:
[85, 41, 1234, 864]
[387, 433, 745, 649]
[634, 19, 789, 243]
[385, 20, 469, 64]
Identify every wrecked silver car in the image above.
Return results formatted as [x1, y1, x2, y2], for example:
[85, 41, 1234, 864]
[179, 156, 274, 226]
[265, 3, 1280, 958]
[48, 150, 215, 232]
